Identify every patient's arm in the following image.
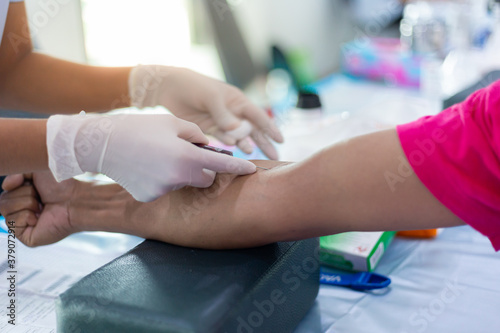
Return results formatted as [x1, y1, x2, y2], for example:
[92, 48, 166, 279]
[71, 128, 464, 249]
[0, 128, 464, 248]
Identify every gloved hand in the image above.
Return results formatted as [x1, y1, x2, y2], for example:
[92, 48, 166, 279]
[129, 65, 284, 160]
[46, 113, 256, 202]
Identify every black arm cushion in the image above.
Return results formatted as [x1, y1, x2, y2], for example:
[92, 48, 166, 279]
[56, 238, 319, 333]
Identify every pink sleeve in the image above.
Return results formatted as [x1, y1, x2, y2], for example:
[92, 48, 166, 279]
[397, 80, 500, 251]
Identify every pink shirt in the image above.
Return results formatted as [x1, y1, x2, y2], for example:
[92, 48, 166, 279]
[397, 80, 500, 251]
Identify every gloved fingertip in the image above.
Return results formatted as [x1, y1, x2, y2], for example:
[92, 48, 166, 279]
[199, 134, 210, 145]
[214, 131, 237, 146]
[237, 138, 254, 155]
[274, 131, 285, 144]
[241, 161, 257, 174]
[131, 192, 154, 203]
[269, 124, 284, 143]
[226, 158, 256, 175]
[262, 146, 279, 161]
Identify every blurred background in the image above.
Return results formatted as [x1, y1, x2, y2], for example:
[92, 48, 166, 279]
[21, 0, 409, 83]
[7, 0, 500, 159]
[3, 3, 500, 332]
[23, 0, 497, 83]
[18, 0, 499, 106]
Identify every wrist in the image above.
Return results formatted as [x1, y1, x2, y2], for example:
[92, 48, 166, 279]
[74, 114, 114, 174]
[46, 114, 86, 181]
[68, 181, 144, 236]
[47, 113, 114, 180]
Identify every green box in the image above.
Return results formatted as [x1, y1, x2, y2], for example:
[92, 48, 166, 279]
[320, 231, 396, 272]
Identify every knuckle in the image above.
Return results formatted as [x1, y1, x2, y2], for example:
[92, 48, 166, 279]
[26, 197, 40, 210]
[0, 201, 11, 216]
[19, 210, 32, 221]
[27, 186, 38, 198]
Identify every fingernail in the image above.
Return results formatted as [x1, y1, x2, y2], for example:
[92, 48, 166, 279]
[265, 147, 279, 160]
[238, 138, 254, 154]
[220, 133, 236, 145]
[272, 125, 284, 143]
[242, 145, 253, 154]
[246, 162, 257, 173]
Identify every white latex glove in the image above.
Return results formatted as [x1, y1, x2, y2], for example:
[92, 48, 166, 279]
[129, 65, 284, 160]
[46, 113, 256, 202]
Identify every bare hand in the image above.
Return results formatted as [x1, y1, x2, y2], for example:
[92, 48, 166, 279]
[0, 172, 77, 247]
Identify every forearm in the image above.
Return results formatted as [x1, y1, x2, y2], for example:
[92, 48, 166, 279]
[266, 129, 464, 239]
[66, 162, 292, 248]
[0, 119, 48, 174]
[0, 52, 131, 113]
[0, 2, 130, 114]
[151, 128, 464, 248]
[68, 128, 464, 249]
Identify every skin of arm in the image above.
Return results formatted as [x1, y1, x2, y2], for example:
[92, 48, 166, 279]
[0, 2, 131, 113]
[0, 118, 48, 174]
[129, 128, 463, 248]
[0, 128, 464, 248]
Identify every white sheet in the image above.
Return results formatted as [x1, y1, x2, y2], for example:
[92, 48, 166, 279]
[1, 223, 498, 332]
[295, 225, 500, 332]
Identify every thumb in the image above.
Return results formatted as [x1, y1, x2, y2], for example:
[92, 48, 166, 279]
[30, 207, 72, 246]
[2, 174, 28, 191]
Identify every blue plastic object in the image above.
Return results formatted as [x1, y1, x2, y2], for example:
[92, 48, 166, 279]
[320, 268, 391, 291]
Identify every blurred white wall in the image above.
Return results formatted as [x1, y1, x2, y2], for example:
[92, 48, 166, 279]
[23, 0, 223, 79]
[21, 0, 401, 81]
[25, 0, 86, 63]
[81, 0, 222, 78]
[232, 0, 356, 78]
